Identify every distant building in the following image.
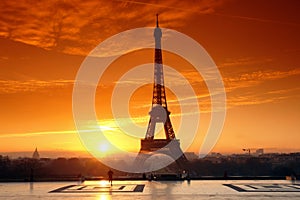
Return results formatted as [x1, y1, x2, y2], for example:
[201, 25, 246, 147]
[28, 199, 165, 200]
[203, 153, 222, 163]
[255, 148, 264, 155]
[210, 152, 223, 157]
[32, 147, 40, 159]
[184, 152, 198, 161]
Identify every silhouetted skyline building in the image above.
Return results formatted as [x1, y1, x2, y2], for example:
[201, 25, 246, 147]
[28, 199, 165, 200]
[32, 147, 40, 159]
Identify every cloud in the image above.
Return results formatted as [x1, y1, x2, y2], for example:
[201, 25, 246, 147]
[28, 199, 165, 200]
[0, 126, 117, 138]
[117, 0, 223, 13]
[220, 57, 273, 68]
[164, 86, 300, 113]
[224, 68, 300, 92]
[0, 130, 77, 138]
[227, 87, 300, 108]
[1, 0, 298, 57]
[170, 68, 300, 111]
[0, 0, 225, 55]
[0, 79, 74, 94]
[221, 68, 300, 108]
[112, 65, 300, 113]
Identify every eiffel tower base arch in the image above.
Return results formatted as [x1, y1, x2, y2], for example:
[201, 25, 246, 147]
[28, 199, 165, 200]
[133, 139, 190, 173]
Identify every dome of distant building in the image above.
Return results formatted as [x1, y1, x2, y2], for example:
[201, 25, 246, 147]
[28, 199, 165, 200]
[32, 147, 40, 159]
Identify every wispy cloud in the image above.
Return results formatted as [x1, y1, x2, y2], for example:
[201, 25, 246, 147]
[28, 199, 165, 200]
[173, 68, 300, 111]
[164, 86, 300, 113]
[0, 130, 77, 138]
[0, 126, 115, 138]
[227, 87, 300, 107]
[220, 57, 273, 68]
[113, 67, 300, 112]
[224, 68, 300, 92]
[117, 0, 223, 13]
[0, 79, 74, 94]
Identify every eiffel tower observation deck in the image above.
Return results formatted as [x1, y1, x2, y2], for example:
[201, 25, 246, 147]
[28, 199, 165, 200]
[135, 14, 189, 172]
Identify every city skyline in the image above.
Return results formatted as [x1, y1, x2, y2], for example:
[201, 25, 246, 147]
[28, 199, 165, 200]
[0, 0, 300, 156]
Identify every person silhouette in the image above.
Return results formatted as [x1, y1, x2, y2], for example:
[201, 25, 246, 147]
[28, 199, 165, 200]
[108, 169, 113, 186]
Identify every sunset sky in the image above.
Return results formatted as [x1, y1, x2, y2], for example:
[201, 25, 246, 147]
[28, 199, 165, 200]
[0, 0, 299, 157]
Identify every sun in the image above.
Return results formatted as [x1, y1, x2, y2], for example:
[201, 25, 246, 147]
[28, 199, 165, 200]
[99, 143, 109, 152]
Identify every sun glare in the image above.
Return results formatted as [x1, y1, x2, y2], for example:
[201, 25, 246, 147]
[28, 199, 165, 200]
[99, 180, 109, 187]
[98, 194, 112, 200]
[99, 143, 109, 152]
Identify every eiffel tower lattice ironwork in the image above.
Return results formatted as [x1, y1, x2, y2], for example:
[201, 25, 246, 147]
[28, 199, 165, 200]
[135, 14, 189, 172]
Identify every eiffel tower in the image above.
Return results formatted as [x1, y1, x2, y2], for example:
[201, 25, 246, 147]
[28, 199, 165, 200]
[135, 14, 189, 172]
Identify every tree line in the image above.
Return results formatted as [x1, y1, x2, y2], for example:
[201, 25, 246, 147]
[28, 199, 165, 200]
[0, 154, 299, 181]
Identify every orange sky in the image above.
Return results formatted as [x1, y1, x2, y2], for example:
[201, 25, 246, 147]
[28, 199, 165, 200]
[0, 0, 300, 156]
